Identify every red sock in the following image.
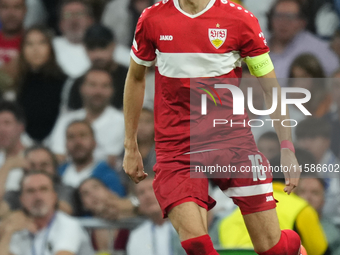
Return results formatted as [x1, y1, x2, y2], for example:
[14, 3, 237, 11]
[256, 230, 301, 255]
[181, 234, 219, 255]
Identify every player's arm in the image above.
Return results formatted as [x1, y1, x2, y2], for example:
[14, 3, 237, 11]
[123, 58, 148, 183]
[245, 54, 300, 194]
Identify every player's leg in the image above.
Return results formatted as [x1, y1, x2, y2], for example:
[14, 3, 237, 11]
[168, 201, 208, 240]
[168, 202, 219, 255]
[243, 209, 301, 254]
[153, 156, 219, 255]
[242, 208, 281, 252]
[217, 148, 301, 255]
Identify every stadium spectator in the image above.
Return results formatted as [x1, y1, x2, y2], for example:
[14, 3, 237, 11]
[102, 0, 153, 49]
[268, 0, 339, 78]
[58, 120, 125, 199]
[289, 54, 331, 117]
[257, 131, 280, 161]
[53, 0, 93, 78]
[244, 0, 339, 38]
[0, 171, 95, 255]
[0, 0, 26, 67]
[78, 177, 135, 220]
[50, 68, 124, 166]
[295, 170, 340, 255]
[0, 101, 26, 195]
[78, 177, 137, 252]
[215, 149, 330, 255]
[14, 26, 68, 144]
[101, 0, 156, 67]
[296, 117, 340, 221]
[0, 101, 25, 166]
[324, 69, 340, 158]
[0, 145, 76, 215]
[67, 24, 128, 110]
[126, 175, 178, 255]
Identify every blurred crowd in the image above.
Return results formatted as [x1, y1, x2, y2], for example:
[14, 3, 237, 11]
[0, 0, 339, 254]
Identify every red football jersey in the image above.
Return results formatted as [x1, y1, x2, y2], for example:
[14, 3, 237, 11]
[131, 0, 270, 158]
[0, 31, 21, 66]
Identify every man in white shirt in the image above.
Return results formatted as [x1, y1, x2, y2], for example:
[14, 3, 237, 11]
[50, 67, 124, 166]
[58, 121, 125, 197]
[0, 171, 94, 255]
[53, 0, 93, 78]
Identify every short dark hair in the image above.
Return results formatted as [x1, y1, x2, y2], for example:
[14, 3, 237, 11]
[78, 177, 106, 193]
[59, 0, 93, 19]
[267, 0, 307, 32]
[0, 100, 26, 125]
[19, 171, 57, 195]
[289, 54, 325, 78]
[83, 24, 115, 50]
[295, 117, 331, 140]
[25, 145, 59, 173]
[66, 120, 95, 138]
[258, 131, 279, 143]
[82, 66, 113, 86]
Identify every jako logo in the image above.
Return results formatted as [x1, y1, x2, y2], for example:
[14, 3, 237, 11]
[160, 35, 173, 41]
[200, 84, 312, 116]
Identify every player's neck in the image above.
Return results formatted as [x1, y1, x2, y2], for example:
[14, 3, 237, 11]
[178, 0, 211, 14]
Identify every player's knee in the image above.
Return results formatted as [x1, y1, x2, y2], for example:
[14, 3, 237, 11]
[177, 224, 208, 241]
[256, 230, 301, 255]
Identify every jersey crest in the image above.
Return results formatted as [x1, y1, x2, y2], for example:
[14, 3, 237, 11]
[209, 28, 227, 49]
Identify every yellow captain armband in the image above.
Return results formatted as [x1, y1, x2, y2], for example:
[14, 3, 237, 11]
[244, 52, 274, 77]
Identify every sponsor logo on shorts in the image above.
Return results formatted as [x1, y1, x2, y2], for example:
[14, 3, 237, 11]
[266, 196, 274, 202]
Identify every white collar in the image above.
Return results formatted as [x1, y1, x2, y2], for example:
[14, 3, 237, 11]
[173, 0, 216, 18]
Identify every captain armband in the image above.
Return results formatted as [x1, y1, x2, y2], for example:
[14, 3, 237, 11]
[244, 52, 274, 77]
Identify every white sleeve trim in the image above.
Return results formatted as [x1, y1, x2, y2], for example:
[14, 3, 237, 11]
[130, 50, 155, 67]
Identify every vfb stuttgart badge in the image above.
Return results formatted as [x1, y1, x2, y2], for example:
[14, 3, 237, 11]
[209, 26, 227, 49]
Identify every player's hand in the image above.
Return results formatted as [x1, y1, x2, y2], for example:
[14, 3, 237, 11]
[123, 147, 147, 184]
[280, 149, 301, 195]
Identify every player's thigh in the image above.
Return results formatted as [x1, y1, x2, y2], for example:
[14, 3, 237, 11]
[168, 201, 208, 241]
[243, 208, 281, 253]
[222, 149, 281, 252]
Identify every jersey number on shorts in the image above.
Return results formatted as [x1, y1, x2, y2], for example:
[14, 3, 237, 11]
[248, 154, 266, 181]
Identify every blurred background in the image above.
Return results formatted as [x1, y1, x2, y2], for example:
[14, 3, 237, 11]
[0, 0, 339, 254]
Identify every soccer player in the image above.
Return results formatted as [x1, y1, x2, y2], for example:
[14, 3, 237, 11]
[123, 0, 302, 254]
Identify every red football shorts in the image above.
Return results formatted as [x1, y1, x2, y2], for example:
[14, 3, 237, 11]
[153, 147, 276, 218]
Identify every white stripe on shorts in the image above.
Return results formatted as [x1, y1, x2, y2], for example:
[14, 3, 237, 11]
[223, 183, 273, 197]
